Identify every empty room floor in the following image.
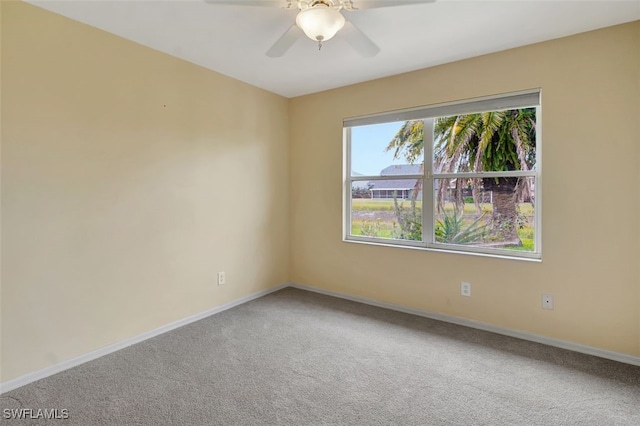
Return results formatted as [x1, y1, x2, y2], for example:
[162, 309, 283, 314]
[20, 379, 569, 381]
[2, 288, 639, 425]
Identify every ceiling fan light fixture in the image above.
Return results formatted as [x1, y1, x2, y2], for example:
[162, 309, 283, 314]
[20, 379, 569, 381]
[295, 5, 346, 45]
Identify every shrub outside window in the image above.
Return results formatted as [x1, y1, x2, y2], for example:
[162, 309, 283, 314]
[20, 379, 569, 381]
[344, 90, 541, 259]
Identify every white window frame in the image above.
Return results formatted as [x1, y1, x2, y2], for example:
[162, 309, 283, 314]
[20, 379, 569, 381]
[343, 89, 542, 260]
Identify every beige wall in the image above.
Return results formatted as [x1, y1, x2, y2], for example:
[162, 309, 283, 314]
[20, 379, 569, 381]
[1, 1, 290, 382]
[290, 22, 640, 357]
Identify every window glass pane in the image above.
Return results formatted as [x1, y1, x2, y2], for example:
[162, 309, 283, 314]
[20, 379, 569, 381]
[433, 177, 535, 252]
[350, 120, 424, 177]
[351, 180, 423, 241]
[433, 108, 537, 173]
[345, 92, 540, 259]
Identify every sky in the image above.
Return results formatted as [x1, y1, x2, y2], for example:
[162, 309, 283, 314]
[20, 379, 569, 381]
[350, 121, 420, 176]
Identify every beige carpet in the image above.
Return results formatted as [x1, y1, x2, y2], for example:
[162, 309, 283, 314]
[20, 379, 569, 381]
[2, 287, 639, 425]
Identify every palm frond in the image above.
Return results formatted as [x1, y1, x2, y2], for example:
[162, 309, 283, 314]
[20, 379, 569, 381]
[386, 120, 424, 163]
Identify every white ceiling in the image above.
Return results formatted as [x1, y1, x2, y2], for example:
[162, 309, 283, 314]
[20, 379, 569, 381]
[28, 0, 640, 98]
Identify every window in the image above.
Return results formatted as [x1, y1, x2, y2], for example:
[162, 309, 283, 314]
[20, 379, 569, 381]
[344, 90, 541, 259]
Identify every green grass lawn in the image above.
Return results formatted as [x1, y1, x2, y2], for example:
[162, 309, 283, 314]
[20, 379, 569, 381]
[351, 199, 535, 251]
[351, 221, 395, 239]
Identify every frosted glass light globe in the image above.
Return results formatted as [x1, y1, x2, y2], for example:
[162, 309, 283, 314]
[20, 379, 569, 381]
[296, 6, 346, 42]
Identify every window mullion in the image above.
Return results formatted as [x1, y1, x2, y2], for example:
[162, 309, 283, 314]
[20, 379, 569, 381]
[434, 171, 536, 179]
[534, 105, 542, 256]
[423, 118, 434, 246]
[344, 127, 352, 240]
[354, 174, 423, 181]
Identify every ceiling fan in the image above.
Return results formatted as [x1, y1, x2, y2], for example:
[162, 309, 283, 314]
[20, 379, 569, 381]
[205, 0, 435, 57]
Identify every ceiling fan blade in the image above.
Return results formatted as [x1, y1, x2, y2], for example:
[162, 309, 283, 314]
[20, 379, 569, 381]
[346, 0, 435, 10]
[341, 21, 380, 58]
[204, 0, 294, 8]
[266, 25, 302, 57]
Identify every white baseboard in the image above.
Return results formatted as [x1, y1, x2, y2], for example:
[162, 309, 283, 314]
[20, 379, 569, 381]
[288, 282, 640, 367]
[0, 283, 288, 394]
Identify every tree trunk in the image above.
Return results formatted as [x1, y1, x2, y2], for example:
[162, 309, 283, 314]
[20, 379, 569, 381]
[483, 177, 521, 246]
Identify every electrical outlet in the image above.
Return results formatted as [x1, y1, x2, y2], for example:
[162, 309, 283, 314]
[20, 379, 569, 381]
[461, 281, 471, 297]
[542, 293, 553, 310]
[217, 272, 226, 286]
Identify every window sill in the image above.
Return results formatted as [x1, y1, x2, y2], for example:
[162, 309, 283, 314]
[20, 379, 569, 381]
[343, 237, 542, 263]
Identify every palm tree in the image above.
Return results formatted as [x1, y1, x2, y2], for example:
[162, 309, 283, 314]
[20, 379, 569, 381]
[386, 108, 536, 246]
